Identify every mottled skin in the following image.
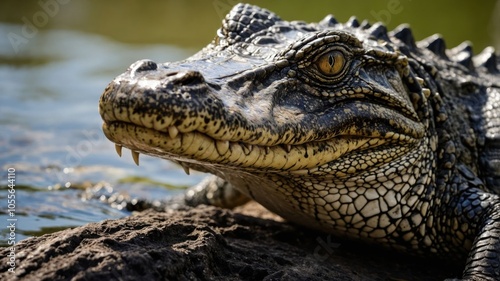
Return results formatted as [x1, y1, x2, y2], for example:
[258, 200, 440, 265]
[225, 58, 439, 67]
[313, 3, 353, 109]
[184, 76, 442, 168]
[99, 4, 500, 280]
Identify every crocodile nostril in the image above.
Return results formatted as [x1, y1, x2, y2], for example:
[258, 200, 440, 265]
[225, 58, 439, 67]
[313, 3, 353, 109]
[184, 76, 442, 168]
[130, 59, 158, 73]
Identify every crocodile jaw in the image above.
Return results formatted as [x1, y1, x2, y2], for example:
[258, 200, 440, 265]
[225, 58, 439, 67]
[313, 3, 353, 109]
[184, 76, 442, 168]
[102, 121, 396, 172]
[99, 62, 423, 174]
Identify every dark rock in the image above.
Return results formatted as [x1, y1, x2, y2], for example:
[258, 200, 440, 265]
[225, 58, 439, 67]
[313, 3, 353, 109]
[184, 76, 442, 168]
[1, 203, 462, 280]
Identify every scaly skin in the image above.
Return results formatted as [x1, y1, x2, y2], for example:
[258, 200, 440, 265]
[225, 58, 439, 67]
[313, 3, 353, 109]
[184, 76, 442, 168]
[99, 4, 500, 280]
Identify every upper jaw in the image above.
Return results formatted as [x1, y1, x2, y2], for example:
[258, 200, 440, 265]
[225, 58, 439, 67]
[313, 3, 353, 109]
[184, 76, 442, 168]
[99, 51, 425, 172]
[99, 81, 420, 174]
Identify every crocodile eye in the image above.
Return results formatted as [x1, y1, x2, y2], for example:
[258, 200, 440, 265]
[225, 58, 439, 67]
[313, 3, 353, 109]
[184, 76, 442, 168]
[316, 51, 345, 76]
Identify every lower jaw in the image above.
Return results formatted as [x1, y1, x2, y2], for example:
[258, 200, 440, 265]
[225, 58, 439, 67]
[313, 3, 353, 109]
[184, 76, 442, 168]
[102, 121, 391, 172]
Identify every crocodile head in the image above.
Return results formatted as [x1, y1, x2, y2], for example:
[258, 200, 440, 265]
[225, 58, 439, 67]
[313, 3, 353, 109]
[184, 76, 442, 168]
[99, 4, 432, 230]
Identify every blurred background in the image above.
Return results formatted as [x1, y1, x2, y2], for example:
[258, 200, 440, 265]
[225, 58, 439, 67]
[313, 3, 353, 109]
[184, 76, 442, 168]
[0, 0, 498, 245]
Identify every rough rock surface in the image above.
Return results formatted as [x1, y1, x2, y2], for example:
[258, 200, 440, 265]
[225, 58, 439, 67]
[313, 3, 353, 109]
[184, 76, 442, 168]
[1, 202, 462, 280]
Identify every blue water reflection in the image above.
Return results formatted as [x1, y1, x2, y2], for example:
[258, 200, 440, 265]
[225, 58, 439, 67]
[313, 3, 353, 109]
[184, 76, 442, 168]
[0, 24, 205, 244]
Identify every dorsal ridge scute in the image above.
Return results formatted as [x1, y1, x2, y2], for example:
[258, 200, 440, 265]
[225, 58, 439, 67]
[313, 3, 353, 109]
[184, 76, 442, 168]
[473, 46, 499, 73]
[320, 14, 338, 27]
[418, 34, 449, 60]
[390, 24, 417, 50]
[448, 41, 474, 71]
[221, 3, 281, 43]
[368, 22, 390, 42]
[346, 16, 360, 27]
[360, 20, 371, 29]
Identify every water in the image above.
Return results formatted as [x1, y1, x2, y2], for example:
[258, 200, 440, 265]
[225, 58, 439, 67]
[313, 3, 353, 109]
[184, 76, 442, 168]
[0, 0, 498, 246]
[0, 24, 206, 244]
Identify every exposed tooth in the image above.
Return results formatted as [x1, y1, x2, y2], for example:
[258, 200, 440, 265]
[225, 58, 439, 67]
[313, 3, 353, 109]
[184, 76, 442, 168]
[241, 143, 253, 155]
[168, 126, 179, 139]
[215, 140, 230, 155]
[265, 147, 270, 154]
[180, 163, 190, 175]
[416, 77, 425, 86]
[131, 150, 140, 166]
[284, 144, 292, 153]
[115, 144, 123, 157]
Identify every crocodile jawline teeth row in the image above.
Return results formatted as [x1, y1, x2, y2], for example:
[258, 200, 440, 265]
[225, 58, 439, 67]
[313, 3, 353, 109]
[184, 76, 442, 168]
[115, 144, 140, 166]
[114, 144, 190, 175]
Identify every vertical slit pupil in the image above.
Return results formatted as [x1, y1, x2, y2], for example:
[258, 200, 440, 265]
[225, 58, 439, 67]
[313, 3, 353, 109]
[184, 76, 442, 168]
[328, 54, 334, 66]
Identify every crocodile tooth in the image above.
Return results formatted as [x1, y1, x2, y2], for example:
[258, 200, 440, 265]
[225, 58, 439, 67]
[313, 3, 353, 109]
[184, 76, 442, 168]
[265, 147, 270, 154]
[168, 126, 179, 139]
[115, 144, 123, 157]
[131, 150, 140, 166]
[284, 144, 292, 153]
[241, 143, 253, 155]
[180, 163, 190, 175]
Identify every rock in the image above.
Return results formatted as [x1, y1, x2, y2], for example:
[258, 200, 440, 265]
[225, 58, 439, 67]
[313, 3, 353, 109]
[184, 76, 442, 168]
[1, 202, 462, 280]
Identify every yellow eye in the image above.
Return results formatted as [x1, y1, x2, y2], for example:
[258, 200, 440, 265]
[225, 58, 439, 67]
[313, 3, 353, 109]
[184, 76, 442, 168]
[316, 51, 346, 76]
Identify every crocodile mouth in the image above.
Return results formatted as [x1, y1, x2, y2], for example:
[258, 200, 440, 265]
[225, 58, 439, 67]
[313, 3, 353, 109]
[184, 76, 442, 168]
[100, 94, 418, 175]
[99, 60, 425, 174]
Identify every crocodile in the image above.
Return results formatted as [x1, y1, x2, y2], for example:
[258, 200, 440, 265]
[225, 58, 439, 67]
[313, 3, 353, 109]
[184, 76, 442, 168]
[99, 3, 500, 280]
